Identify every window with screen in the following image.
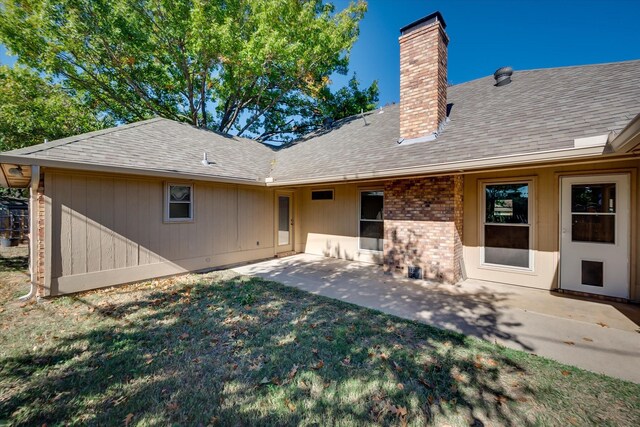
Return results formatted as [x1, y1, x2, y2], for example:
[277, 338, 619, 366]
[483, 182, 531, 269]
[166, 183, 193, 221]
[359, 190, 384, 251]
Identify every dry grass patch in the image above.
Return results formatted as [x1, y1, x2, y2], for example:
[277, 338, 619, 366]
[0, 259, 639, 426]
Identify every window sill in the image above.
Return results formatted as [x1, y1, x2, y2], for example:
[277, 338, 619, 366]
[478, 263, 536, 275]
[163, 219, 195, 224]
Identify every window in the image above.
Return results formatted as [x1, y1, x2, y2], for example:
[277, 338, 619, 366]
[165, 183, 193, 222]
[311, 189, 334, 200]
[482, 182, 531, 269]
[359, 190, 384, 251]
[571, 183, 615, 244]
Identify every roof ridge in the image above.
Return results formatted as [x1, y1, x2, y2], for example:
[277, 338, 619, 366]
[448, 58, 640, 89]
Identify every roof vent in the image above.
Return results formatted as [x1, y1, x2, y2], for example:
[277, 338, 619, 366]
[493, 66, 513, 86]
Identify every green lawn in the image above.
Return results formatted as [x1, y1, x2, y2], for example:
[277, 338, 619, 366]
[1, 249, 639, 426]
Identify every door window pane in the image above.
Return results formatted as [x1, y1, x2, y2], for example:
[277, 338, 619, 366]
[572, 215, 615, 244]
[278, 196, 290, 245]
[570, 184, 616, 244]
[484, 225, 530, 268]
[571, 184, 615, 213]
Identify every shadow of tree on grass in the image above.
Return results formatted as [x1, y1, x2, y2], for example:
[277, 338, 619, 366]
[1, 273, 638, 426]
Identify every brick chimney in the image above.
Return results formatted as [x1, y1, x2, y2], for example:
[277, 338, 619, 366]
[399, 12, 449, 141]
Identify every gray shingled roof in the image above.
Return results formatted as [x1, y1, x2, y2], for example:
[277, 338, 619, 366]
[2, 118, 275, 183]
[272, 60, 640, 182]
[2, 60, 639, 184]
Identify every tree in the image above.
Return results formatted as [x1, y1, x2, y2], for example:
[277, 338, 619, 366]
[0, 65, 108, 152]
[257, 73, 378, 142]
[0, 0, 376, 142]
[0, 65, 108, 196]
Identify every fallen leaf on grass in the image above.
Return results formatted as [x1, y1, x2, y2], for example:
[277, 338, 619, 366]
[418, 378, 433, 389]
[516, 397, 528, 403]
[124, 413, 134, 426]
[179, 333, 189, 340]
[396, 383, 404, 390]
[380, 353, 389, 361]
[287, 365, 299, 379]
[561, 370, 571, 376]
[166, 402, 179, 411]
[285, 398, 296, 412]
[311, 360, 324, 370]
[495, 395, 508, 405]
[392, 361, 402, 372]
[388, 404, 407, 416]
[485, 358, 498, 367]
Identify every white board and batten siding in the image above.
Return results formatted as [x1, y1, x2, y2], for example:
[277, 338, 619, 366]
[43, 170, 275, 296]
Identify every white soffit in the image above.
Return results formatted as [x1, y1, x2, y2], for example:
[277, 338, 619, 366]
[573, 134, 608, 148]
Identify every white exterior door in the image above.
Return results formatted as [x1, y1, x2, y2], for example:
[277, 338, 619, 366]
[560, 174, 630, 298]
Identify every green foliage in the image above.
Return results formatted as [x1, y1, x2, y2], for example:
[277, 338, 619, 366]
[0, 65, 108, 152]
[0, 0, 376, 142]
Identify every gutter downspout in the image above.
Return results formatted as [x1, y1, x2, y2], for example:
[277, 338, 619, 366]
[19, 165, 40, 301]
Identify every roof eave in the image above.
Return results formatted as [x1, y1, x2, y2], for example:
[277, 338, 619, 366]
[266, 145, 614, 186]
[609, 113, 640, 153]
[0, 155, 267, 187]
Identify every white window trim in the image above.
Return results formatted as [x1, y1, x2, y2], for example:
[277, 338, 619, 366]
[164, 182, 194, 223]
[311, 188, 335, 201]
[358, 188, 384, 253]
[480, 178, 535, 272]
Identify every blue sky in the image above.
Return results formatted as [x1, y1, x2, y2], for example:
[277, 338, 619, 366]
[2, 0, 638, 107]
[332, 0, 640, 105]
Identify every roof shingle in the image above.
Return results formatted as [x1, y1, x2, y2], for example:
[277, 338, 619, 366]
[2, 60, 639, 185]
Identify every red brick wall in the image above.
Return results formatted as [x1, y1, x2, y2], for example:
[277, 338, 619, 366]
[383, 175, 463, 283]
[399, 19, 448, 140]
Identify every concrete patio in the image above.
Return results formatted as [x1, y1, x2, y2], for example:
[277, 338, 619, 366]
[233, 253, 640, 383]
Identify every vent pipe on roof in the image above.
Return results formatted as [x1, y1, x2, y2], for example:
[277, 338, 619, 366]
[202, 152, 212, 166]
[494, 66, 513, 86]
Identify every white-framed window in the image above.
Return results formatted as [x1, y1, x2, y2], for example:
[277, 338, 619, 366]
[165, 183, 194, 222]
[359, 189, 384, 251]
[311, 189, 334, 201]
[482, 180, 533, 270]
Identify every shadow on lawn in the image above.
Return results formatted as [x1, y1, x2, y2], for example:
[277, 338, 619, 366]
[0, 253, 28, 272]
[0, 276, 536, 426]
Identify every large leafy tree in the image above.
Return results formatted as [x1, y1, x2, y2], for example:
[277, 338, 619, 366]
[0, 65, 108, 152]
[0, 0, 377, 142]
[0, 65, 108, 196]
